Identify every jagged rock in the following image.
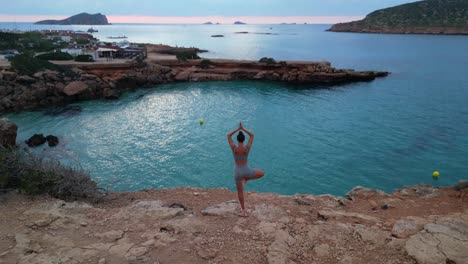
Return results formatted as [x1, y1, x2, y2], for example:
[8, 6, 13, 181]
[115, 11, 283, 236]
[26, 134, 47, 147]
[16, 75, 36, 83]
[103, 88, 120, 99]
[353, 224, 390, 246]
[317, 209, 381, 223]
[109, 240, 134, 257]
[267, 230, 295, 264]
[252, 204, 289, 223]
[110, 200, 184, 222]
[63, 81, 89, 96]
[127, 255, 150, 264]
[46, 135, 59, 147]
[314, 244, 330, 257]
[0, 118, 17, 147]
[453, 180, 468, 191]
[346, 186, 389, 200]
[405, 217, 468, 264]
[95, 230, 124, 241]
[196, 247, 219, 260]
[126, 246, 148, 257]
[401, 185, 441, 198]
[2, 71, 17, 81]
[392, 220, 424, 238]
[201, 200, 238, 216]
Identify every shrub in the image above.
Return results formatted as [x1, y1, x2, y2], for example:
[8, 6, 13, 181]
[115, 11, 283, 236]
[0, 146, 101, 201]
[74, 55, 94, 62]
[199, 59, 213, 69]
[36, 51, 73, 61]
[259, 57, 277, 65]
[10, 53, 76, 77]
[76, 38, 90, 45]
[176, 51, 201, 61]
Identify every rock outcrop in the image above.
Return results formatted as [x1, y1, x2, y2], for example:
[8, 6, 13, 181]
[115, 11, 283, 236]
[0, 57, 388, 115]
[25, 134, 47, 147]
[0, 118, 17, 147]
[35, 12, 110, 25]
[0, 183, 466, 264]
[328, 0, 468, 35]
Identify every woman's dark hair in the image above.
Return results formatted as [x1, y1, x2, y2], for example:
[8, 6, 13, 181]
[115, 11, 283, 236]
[237, 131, 245, 142]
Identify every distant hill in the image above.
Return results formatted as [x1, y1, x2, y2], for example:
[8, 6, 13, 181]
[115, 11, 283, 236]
[234, 21, 246, 25]
[35, 13, 110, 25]
[328, 0, 468, 35]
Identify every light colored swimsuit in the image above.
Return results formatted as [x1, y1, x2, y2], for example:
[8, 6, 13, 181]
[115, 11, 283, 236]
[233, 147, 256, 182]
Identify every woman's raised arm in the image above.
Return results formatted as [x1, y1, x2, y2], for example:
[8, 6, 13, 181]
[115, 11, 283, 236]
[227, 125, 241, 150]
[242, 126, 254, 150]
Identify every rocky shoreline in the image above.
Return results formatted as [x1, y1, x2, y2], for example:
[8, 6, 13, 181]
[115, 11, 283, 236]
[0, 51, 389, 115]
[0, 182, 467, 264]
[327, 24, 468, 35]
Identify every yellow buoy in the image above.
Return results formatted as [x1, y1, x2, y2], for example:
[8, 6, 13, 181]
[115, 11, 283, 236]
[433, 171, 440, 177]
[199, 118, 204, 125]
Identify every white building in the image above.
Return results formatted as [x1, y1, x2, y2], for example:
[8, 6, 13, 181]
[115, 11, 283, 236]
[61, 48, 97, 60]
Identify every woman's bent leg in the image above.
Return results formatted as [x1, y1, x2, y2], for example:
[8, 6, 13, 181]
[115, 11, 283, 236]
[246, 169, 265, 181]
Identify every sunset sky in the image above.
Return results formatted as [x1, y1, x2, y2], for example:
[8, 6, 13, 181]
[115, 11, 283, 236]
[0, 0, 418, 24]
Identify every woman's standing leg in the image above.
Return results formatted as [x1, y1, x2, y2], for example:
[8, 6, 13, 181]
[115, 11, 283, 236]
[236, 180, 248, 216]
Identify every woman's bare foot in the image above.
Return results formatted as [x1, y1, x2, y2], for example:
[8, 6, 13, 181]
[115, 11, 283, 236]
[239, 208, 248, 217]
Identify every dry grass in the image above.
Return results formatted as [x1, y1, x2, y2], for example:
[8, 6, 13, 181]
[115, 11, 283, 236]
[0, 146, 102, 201]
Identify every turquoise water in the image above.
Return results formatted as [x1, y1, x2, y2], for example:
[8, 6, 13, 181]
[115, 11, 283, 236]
[3, 24, 468, 195]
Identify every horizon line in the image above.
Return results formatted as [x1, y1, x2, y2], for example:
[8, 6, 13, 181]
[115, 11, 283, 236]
[0, 15, 364, 24]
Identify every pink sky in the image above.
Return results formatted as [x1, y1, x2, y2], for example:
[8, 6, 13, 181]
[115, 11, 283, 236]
[0, 15, 363, 24]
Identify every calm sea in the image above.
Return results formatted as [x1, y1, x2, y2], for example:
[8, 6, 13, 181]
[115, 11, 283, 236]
[3, 23, 468, 195]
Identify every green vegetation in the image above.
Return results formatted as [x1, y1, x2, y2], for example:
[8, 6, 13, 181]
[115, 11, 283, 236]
[76, 38, 90, 45]
[9, 53, 75, 76]
[0, 147, 100, 201]
[259, 57, 277, 65]
[333, 0, 468, 28]
[176, 51, 201, 61]
[0, 32, 66, 53]
[74, 54, 95, 62]
[36, 51, 73, 61]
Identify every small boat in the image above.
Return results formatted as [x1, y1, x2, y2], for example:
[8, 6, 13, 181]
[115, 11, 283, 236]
[87, 27, 98, 33]
[107, 36, 128, 39]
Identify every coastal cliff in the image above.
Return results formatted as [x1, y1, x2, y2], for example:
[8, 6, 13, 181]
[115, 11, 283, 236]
[0, 47, 388, 114]
[35, 13, 110, 25]
[0, 183, 467, 263]
[328, 0, 468, 35]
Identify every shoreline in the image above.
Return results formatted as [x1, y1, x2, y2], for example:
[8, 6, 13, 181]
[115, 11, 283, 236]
[0, 182, 466, 264]
[0, 44, 389, 115]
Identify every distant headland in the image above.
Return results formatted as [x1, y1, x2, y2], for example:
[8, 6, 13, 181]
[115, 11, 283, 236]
[328, 0, 468, 35]
[35, 13, 110, 25]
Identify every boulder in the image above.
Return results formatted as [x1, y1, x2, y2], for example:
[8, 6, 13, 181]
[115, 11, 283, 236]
[103, 88, 120, 100]
[63, 81, 89, 96]
[405, 217, 468, 264]
[16, 75, 36, 83]
[346, 186, 389, 200]
[46, 135, 59, 147]
[26, 134, 47, 147]
[201, 200, 238, 216]
[0, 118, 17, 147]
[2, 71, 17, 81]
[391, 220, 424, 238]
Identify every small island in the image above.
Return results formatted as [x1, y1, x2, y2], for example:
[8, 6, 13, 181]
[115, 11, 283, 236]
[234, 21, 246, 25]
[35, 12, 110, 25]
[328, 0, 468, 35]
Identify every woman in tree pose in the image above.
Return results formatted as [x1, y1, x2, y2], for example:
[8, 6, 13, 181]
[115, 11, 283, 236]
[227, 122, 265, 216]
